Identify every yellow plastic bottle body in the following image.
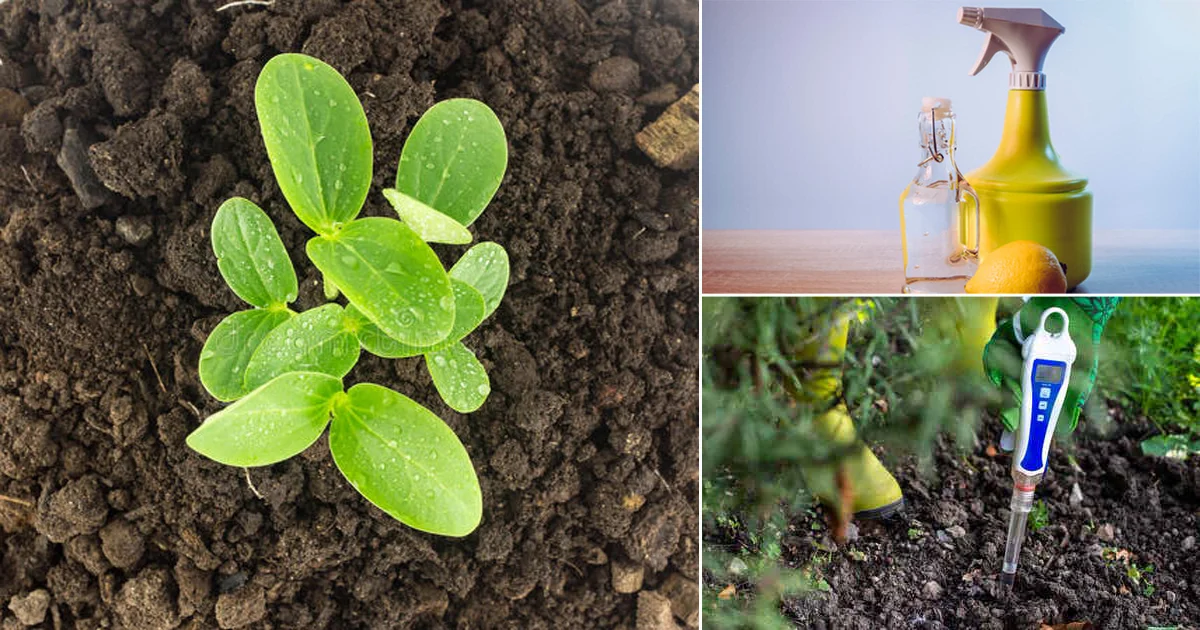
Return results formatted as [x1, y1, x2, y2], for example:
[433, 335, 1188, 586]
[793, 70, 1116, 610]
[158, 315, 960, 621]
[967, 90, 1092, 289]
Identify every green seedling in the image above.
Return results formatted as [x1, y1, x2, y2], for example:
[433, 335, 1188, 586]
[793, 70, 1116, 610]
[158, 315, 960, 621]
[187, 53, 510, 537]
[1029, 499, 1050, 533]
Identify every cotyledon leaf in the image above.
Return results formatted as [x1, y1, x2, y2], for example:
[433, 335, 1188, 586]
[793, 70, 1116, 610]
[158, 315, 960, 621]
[382, 188, 472, 245]
[212, 198, 298, 309]
[329, 383, 482, 537]
[199, 308, 294, 402]
[306, 217, 454, 347]
[395, 98, 507, 227]
[255, 53, 372, 235]
[449, 242, 508, 320]
[243, 303, 360, 392]
[186, 372, 343, 467]
[345, 280, 484, 359]
[426, 341, 490, 414]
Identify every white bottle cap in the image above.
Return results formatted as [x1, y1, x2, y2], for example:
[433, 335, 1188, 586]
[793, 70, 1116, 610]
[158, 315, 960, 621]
[959, 7, 1064, 91]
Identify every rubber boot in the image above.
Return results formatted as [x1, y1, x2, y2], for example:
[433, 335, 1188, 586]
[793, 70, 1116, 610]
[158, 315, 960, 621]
[952, 297, 998, 377]
[791, 314, 904, 520]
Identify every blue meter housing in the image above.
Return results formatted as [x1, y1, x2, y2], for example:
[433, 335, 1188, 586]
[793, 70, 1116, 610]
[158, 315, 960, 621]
[1018, 358, 1068, 473]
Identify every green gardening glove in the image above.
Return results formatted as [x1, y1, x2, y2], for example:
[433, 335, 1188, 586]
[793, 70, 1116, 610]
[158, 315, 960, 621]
[982, 297, 1121, 435]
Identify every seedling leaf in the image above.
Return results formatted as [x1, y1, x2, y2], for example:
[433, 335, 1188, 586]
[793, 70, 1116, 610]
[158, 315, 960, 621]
[212, 198, 298, 308]
[256, 53, 372, 235]
[449, 242, 509, 320]
[199, 308, 294, 401]
[244, 303, 360, 391]
[346, 280, 485, 359]
[186, 372, 342, 467]
[395, 98, 507, 227]
[329, 383, 482, 536]
[383, 188, 472, 245]
[1139, 434, 1199, 460]
[426, 341, 490, 413]
[306, 217, 454, 347]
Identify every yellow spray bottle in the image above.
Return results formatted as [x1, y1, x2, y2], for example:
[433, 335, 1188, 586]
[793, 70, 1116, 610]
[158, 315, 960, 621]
[959, 7, 1092, 289]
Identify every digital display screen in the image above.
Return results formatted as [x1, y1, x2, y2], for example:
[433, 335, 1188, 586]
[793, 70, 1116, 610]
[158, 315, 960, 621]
[1035, 364, 1064, 384]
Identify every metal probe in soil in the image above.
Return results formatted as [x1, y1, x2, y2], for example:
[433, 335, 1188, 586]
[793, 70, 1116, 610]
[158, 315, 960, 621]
[999, 307, 1076, 589]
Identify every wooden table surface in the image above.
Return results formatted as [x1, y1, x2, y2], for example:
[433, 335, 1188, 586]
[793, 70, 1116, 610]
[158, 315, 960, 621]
[702, 230, 1200, 295]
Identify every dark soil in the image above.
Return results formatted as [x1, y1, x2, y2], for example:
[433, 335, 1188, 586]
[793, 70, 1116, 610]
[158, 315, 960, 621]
[0, 0, 698, 628]
[707, 420, 1200, 629]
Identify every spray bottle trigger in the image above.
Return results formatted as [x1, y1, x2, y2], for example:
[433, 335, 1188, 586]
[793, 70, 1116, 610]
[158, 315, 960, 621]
[969, 32, 1013, 76]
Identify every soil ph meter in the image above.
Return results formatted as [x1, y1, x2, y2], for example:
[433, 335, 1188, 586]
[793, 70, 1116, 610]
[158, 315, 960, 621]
[1000, 307, 1076, 588]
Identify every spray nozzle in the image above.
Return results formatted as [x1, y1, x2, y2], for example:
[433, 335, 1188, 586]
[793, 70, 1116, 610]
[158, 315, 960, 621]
[958, 7, 1065, 90]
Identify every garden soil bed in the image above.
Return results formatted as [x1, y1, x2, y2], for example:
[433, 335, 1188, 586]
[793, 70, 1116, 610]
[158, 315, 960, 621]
[0, 0, 698, 627]
[709, 419, 1200, 629]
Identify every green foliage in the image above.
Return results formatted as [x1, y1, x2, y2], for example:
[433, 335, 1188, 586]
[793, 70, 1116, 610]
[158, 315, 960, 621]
[329, 383, 482, 536]
[395, 98, 508, 227]
[382, 188, 473, 244]
[1103, 298, 1200, 456]
[1029, 499, 1049, 533]
[255, 54, 372, 235]
[1126, 562, 1155, 596]
[306, 217, 455, 346]
[188, 53, 509, 537]
[702, 297, 998, 627]
[426, 342, 491, 413]
[187, 372, 343, 467]
[243, 303, 360, 391]
[199, 308, 293, 402]
[211, 198, 298, 308]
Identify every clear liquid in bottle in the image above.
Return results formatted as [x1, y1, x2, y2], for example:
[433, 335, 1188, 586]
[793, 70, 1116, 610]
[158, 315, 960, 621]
[899, 97, 979, 293]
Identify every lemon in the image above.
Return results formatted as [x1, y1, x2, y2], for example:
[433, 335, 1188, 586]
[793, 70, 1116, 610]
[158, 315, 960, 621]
[965, 240, 1068, 294]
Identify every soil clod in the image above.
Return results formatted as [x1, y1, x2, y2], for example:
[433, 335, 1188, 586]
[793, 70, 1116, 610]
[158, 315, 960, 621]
[0, 88, 31, 126]
[215, 584, 267, 629]
[7, 589, 51, 626]
[114, 568, 181, 630]
[36, 475, 109, 544]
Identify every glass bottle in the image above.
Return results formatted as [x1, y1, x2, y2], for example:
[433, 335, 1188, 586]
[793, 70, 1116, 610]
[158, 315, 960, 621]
[899, 97, 980, 293]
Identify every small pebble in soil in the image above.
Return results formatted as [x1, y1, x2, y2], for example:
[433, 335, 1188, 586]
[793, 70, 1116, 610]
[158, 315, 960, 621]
[727, 557, 748, 576]
[936, 530, 952, 544]
[1183, 535, 1196, 551]
[1069, 482, 1084, 508]
[57, 127, 113, 210]
[636, 591, 676, 630]
[947, 525, 967, 539]
[611, 558, 644, 594]
[844, 522, 859, 542]
[659, 573, 700, 627]
[7, 589, 51, 626]
[921, 580, 943, 600]
[1097, 523, 1115, 542]
[115, 215, 153, 247]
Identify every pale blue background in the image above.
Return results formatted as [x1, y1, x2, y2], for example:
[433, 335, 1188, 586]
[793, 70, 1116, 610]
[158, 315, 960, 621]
[702, 0, 1200, 230]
